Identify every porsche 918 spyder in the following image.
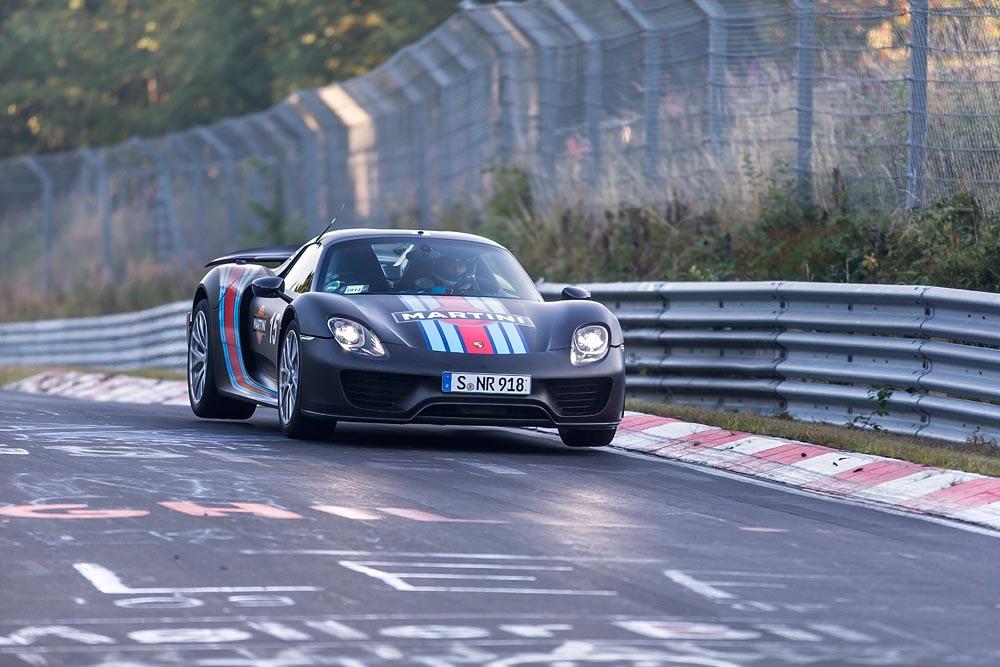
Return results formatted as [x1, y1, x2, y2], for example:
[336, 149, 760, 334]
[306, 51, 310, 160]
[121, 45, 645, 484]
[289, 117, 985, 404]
[186, 229, 625, 447]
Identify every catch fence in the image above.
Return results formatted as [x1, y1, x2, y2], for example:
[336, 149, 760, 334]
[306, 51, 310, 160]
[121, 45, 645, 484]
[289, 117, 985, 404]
[1, 0, 999, 304]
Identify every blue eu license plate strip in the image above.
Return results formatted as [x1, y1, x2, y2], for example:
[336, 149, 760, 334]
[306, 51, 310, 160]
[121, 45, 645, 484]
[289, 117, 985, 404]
[441, 372, 531, 395]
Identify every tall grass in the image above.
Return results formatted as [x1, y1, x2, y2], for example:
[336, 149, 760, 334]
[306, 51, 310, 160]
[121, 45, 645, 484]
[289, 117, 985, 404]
[445, 165, 1000, 291]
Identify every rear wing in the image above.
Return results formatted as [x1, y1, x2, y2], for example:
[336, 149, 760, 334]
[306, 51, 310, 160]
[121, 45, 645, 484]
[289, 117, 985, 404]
[205, 244, 300, 268]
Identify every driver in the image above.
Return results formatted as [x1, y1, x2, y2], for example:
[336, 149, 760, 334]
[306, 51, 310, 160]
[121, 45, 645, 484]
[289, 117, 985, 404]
[431, 254, 476, 293]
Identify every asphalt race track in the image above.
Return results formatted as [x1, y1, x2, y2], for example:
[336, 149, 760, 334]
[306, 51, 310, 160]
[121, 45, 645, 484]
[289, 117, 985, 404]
[2, 390, 999, 666]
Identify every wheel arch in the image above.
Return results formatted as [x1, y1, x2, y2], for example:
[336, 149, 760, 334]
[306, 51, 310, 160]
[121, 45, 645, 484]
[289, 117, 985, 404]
[280, 306, 297, 340]
[192, 284, 209, 310]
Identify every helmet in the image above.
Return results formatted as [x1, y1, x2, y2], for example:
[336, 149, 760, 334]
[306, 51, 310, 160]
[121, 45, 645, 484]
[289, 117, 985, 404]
[431, 254, 475, 287]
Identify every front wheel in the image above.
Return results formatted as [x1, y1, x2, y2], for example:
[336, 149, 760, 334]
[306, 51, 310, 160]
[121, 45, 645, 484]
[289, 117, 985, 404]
[278, 321, 334, 440]
[559, 427, 617, 448]
[188, 300, 256, 420]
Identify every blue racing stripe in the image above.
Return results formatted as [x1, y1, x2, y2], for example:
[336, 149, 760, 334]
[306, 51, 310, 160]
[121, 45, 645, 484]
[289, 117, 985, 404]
[437, 320, 464, 353]
[420, 320, 446, 351]
[486, 323, 510, 354]
[502, 321, 527, 354]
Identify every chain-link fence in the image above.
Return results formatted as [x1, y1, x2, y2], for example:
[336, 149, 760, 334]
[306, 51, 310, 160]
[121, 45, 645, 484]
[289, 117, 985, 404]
[1, 0, 998, 304]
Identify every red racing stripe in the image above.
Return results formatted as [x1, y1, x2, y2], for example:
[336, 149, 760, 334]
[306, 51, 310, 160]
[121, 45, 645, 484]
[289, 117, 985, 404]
[456, 324, 494, 355]
[222, 268, 246, 388]
[437, 295, 495, 355]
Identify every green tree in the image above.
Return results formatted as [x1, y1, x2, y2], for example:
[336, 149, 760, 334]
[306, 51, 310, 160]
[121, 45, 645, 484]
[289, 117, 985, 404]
[0, 0, 458, 159]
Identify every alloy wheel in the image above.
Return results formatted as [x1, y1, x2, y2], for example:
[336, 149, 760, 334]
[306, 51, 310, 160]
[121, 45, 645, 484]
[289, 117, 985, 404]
[279, 331, 299, 425]
[188, 309, 209, 404]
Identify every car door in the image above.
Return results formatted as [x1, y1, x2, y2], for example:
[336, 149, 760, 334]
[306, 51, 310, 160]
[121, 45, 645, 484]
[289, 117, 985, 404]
[249, 244, 323, 379]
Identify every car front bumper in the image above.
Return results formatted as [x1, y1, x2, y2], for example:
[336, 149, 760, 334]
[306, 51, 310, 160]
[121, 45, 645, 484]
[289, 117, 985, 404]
[296, 337, 626, 429]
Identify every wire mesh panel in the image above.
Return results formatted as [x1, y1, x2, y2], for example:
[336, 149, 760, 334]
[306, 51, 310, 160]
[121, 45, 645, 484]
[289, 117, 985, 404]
[922, 1, 1000, 210]
[1, 0, 999, 312]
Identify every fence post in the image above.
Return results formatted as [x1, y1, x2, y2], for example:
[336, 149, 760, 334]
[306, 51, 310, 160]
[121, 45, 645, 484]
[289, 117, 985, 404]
[410, 44, 453, 220]
[168, 135, 207, 258]
[81, 149, 113, 272]
[693, 0, 727, 153]
[795, 0, 815, 204]
[435, 28, 484, 203]
[248, 115, 298, 227]
[546, 0, 603, 186]
[273, 103, 323, 232]
[196, 128, 237, 237]
[132, 139, 183, 262]
[21, 156, 53, 294]
[906, 0, 929, 209]
[385, 61, 431, 228]
[614, 0, 661, 184]
[501, 10, 558, 193]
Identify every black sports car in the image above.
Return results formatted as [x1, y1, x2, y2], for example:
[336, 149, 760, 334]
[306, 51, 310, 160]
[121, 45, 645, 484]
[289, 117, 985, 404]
[186, 229, 625, 446]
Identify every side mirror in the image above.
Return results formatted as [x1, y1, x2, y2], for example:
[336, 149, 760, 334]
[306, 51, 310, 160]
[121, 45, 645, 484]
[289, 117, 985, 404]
[561, 285, 591, 301]
[252, 276, 292, 303]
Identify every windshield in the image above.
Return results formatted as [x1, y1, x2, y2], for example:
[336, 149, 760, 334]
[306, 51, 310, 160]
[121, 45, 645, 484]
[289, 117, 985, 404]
[316, 238, 542, 300]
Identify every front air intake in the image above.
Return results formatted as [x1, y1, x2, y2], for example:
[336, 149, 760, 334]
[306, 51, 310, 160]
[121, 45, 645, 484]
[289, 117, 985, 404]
[545, 377, 613, 416]
[340, 371, 416, 412]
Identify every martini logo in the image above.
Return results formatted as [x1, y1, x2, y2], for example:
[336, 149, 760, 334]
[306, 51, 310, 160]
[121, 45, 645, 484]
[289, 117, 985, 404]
[392, 310, 534, 327]
[252, 306, 268, 343]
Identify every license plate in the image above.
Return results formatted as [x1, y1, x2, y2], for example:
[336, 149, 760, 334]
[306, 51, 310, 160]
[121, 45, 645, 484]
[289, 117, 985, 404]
[441, 372, 531, 395]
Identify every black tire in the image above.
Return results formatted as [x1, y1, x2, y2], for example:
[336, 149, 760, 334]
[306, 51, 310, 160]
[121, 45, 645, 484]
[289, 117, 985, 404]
[278, 320, 335, 440]
[188, 299, 257, 420]
[558, 427, 617, 448]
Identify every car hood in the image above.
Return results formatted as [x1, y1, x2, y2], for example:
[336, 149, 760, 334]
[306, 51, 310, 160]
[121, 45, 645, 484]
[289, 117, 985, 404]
[292, 292, 622, 354]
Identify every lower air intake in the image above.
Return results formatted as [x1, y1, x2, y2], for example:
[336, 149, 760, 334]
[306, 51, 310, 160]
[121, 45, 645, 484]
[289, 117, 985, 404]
[340, 371, 416, 412]
[546, 377, 613, 416]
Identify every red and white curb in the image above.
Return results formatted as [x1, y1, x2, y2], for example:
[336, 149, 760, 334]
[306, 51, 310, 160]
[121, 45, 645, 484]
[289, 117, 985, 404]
[6, 371, 1000, 531]
[614, 412, 1000, 532]
[5, 370, 187, 406]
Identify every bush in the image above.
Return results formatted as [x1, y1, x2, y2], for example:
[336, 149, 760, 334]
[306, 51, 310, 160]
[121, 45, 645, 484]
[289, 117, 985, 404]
[457, 167, 1000, 292]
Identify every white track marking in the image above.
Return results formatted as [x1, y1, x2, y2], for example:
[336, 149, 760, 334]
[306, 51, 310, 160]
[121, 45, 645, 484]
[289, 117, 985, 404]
[338, 561, 616, 596]
[73, 563, 320, 595]
[808, 623, 877, 643]
[663, 570, 735, 601]
[240, 549, 662, 562]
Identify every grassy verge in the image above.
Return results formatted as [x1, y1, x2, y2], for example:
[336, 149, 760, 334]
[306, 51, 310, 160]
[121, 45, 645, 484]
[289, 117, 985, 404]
[0, 366, 184, 387]
[628, 400, 1000, 478]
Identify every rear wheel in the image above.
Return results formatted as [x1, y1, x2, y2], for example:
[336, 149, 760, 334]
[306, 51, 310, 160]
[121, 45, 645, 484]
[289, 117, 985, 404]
[279, 321, 334, 439]
[558, 427, 617, 448]
[188, 300, 256, 420]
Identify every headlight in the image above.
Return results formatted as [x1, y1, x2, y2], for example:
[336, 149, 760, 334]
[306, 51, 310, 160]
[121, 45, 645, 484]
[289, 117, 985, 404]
[328, 318, 386, 358]
[571, 324, 609, 365]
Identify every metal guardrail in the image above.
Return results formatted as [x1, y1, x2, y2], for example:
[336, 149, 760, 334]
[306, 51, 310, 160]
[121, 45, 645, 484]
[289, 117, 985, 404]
[4, 281, 1000, 444]
[538, 281, 1000, 445]
[0, 301, 189, 371]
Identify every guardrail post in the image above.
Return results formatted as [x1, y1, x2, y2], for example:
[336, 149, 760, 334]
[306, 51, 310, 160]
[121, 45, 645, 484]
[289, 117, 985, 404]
[196, 128, 238, 237]
[795, 0, 815, 205]
[693, 0, 727, 154]
[546, 0, 603, 186]
[21, 156, 54, 294]
[906, 0, 929, 209]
